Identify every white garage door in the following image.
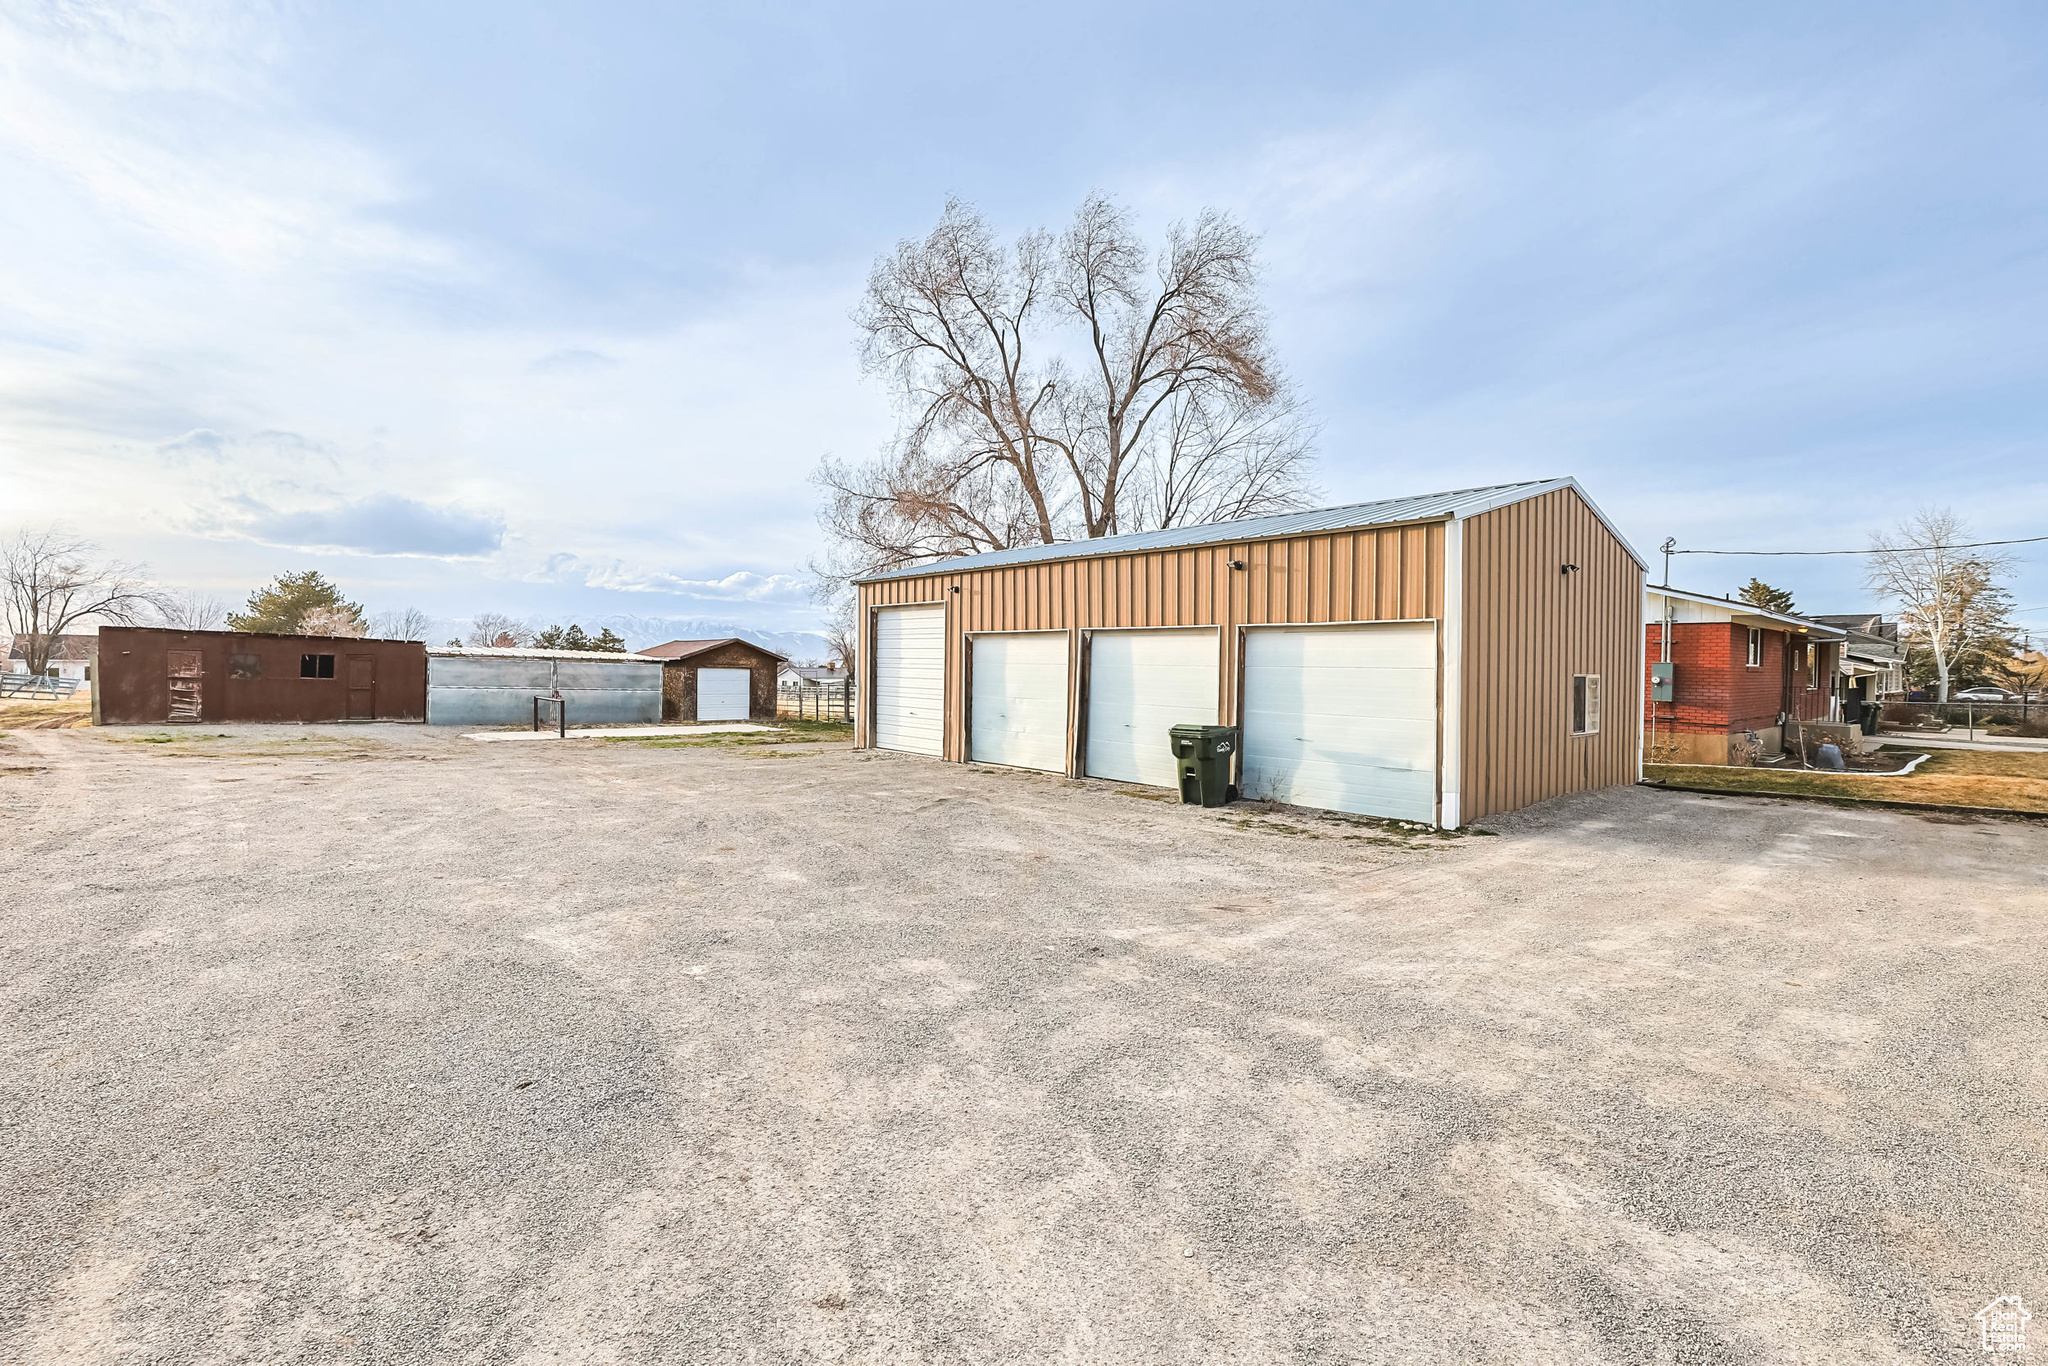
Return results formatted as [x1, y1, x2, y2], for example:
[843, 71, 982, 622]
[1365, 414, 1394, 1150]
[874, 605, 946, 756]
[1085, 629, 1219, 787]
[969, 633, 1069, 772]
[1241, 623, 1437, 822]
[698, 667, 750, 721]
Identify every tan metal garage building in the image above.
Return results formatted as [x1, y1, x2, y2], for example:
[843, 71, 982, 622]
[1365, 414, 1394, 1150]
[854, 478, 1643, 826]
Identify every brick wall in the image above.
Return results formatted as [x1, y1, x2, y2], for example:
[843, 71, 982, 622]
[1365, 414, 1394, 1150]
[1644, 623, 1832, 733]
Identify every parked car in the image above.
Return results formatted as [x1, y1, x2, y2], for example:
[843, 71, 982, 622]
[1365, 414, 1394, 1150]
[1951, 687, 2019, 702]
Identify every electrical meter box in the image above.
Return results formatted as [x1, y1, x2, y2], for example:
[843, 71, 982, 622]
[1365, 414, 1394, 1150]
[1650, 661, 1675, 702]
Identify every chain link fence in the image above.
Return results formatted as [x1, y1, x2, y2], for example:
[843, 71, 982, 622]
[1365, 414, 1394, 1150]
[1873, 698, 2046, 740]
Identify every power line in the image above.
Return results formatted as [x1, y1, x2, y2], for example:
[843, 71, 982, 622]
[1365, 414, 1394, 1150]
[1669, 534, 2048, 557]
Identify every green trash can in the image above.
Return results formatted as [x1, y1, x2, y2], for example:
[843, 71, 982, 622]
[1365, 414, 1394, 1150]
[1169, 724, 1239, 807]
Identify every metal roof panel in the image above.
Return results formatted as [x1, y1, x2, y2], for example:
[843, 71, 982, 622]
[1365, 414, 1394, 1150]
[855, 477, 1644, 582]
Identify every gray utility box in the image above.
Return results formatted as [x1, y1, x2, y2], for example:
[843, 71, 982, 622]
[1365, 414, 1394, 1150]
[1650, 661, 1675, 702]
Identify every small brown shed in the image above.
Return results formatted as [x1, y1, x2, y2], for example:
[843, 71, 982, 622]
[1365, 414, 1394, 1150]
[94, 626, 428, 725]
[640, 638, 786, 722]
[854, 478, 1645, 827]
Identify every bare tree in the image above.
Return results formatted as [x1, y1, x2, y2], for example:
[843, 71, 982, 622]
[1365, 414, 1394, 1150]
[297, 605, 368, 638]
[156, 589, 227, 631]
[369, 607, 432, 642]
[2, 527, 166, 675]
[821, 597, 857, 674]
[819, 194, 1316, 591]
[466, 613, 534, 648]
[1865, 508, 2015, 702]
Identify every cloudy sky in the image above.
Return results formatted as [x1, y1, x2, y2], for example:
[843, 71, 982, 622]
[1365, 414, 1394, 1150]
[3, 1, 2045, 648]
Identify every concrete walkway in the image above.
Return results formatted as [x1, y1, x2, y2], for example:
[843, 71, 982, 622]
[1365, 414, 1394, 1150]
[465, 723, 783, 742]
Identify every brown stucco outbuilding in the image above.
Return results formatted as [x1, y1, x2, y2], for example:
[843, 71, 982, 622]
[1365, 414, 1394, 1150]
[93, 626, 427, 725]
[854, 478, 1645, 827]
[640, 638, 785, 722]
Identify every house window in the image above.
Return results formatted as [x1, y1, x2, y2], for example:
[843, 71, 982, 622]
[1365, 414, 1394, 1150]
[300, 653, 335, 679]
[1746, 628, 1761, 667]
[1806, 644, 1817, 690]
[1571, 674, 1602, 736]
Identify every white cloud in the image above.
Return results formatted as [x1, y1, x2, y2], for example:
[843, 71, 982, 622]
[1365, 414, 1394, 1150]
[529, 555, 807, 602]
[0, 2, 886, 629]
[223, 492, 507, 558]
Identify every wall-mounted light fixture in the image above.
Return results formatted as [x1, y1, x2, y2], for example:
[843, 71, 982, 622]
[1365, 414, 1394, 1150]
[1560, 563, 1580, 576]
[949, 586, 960, 594]
[1228, 559, 1246, 570]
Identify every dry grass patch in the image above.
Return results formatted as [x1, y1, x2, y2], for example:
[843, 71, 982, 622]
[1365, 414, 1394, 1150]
[0, 696, 93, 730]
[1647, 746, 2048, 813]
[628, 719, 851, 751]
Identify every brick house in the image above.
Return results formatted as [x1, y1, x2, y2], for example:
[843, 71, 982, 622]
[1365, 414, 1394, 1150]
[1644, 587, 1848, 764]
[639, 638, 785, 722]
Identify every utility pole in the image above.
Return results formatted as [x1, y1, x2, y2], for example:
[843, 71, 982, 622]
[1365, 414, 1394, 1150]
[1659, 538, 1675, 589]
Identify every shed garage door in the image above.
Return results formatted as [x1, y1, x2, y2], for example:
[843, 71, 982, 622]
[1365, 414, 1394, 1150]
[873, 605, 946, 756]
[969, 632, 1068, 772]
[1241, 623, 1437, 822]
[698, 667, 750, 722]
[1085, 629, 1219, 788]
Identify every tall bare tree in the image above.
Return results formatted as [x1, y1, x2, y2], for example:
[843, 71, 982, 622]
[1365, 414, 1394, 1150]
[369, 607, 432, 642]
[1865, 508, 2015, 702]
[2, 528, 166, 676]
[821, 598, 857, 674]
[156, 589, 227, 631]
[817, 194, 1317, 592]
[297, 605, 368, 638]
[465, 613, 535, 648]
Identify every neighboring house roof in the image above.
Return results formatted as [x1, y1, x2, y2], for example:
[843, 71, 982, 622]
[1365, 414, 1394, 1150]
[8, 633, 96, 662]
[780, 664, 848, 684]
[1811, 613, 1900, 642]
[425, 646, 661, 662]
[1840, 630, 1905, 661]
[639, 638, 789, 663]
[1805, 614, 1907, 666]
[855, 478, 1646, 583]
[1645, 586, 1849, 638]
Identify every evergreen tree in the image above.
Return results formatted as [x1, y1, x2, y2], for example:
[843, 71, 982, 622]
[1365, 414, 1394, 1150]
[1736, 578, 1795, 614]
[227, 571, 364, 634]
[530, 623, 629, 652]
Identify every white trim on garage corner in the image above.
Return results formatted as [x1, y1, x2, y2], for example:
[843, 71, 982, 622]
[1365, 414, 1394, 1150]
[1441, 517, 1463, 830]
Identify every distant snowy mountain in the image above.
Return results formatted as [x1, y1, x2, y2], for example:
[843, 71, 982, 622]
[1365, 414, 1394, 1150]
[599, 616, 830, 661]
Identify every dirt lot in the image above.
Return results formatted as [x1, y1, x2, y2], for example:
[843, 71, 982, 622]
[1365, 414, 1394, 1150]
[2, 723, 2044, 1364]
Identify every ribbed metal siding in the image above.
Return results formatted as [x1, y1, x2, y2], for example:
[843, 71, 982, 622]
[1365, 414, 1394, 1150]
[856, 479, 1582, 582]
[426, 655, 662, 726]
[1458, 487, 1643, 820]
[856, 521, 1444, 762]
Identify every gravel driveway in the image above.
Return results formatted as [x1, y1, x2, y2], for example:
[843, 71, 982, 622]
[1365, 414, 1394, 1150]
[2, 723, 2043, 1364]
